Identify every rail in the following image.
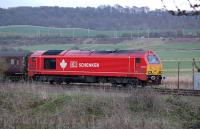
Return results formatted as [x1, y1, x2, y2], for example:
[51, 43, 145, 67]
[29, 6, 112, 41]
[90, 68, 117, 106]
[1, 81, 200, 96]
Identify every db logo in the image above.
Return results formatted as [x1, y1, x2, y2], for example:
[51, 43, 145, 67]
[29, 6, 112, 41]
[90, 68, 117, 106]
[70, 61, 78, 68]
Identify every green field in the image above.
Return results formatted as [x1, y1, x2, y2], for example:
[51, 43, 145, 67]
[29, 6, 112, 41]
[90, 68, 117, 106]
[19, 39, 200, 60]
[18, 38, 160, 51]
[0, 25, 200, 38]
[19, 44, 200, 61]
[150, 43, 200, 50]
[0, 25, 146, 37]
[0, 25, 199, 76]
[17, 38, 200, 76]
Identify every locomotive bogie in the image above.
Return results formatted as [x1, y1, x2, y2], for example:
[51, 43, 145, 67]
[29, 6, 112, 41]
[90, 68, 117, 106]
[32, 74, 139, 86]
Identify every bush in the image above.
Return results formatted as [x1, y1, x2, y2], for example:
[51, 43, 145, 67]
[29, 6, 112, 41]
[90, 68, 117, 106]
[166, 96, 200, 129]
[95, 34, 109, 38]
[0, 83, 186, 129]
[128, 89, 161, 113]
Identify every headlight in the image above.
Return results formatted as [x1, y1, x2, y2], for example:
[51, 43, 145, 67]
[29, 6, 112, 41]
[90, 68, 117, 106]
[151, 76, 156, 80]
[148, 71, 153, 74]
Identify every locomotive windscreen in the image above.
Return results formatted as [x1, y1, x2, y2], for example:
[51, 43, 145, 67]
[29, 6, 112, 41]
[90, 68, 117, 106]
[148, 55, 160, 64]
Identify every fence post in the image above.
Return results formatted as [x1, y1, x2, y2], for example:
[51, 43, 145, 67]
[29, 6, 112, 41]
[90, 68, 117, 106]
[147, 29, 150, 39]
[87, 28, 90, 38]
[177, 62, 180, 91]
[73, 28, 75, 39]
[131, 31, 133, 40]
[192, 61, 195, 90]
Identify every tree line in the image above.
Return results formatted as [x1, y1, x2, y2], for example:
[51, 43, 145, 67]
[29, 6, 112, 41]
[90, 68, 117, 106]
[0, 5, 200, 30]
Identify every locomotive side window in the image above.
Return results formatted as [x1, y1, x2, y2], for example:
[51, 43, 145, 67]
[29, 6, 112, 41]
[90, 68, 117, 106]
[32, 57, 36, 62]
[135, 58, 140, 64]
[44, 58, 56, 69]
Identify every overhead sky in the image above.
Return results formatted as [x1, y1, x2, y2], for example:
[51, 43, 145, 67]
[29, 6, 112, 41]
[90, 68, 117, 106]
[0, 0, 198, 10]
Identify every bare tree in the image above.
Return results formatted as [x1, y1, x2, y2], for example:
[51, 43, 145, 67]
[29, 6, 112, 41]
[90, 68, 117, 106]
[161, 0, 200, 16]
[193, 58, 200, 72]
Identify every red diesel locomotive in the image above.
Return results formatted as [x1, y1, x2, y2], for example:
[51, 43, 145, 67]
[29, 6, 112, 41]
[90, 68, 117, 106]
[28, 49, 163, 86]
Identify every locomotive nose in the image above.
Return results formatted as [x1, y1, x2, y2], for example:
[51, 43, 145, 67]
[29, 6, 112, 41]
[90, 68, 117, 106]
[147, 65, 162, 75]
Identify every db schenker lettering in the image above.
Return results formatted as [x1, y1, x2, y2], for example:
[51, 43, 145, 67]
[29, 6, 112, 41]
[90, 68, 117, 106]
[79, 63, 99, 68]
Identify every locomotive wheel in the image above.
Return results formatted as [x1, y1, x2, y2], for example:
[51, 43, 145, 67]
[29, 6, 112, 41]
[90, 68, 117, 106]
[49, 80, 54, 84]
[111, 83, 118, 87]
[140, 81, 147, 87]
[56, 81, 63, 85]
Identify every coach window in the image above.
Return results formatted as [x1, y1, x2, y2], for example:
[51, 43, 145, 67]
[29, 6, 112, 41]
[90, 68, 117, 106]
[44, 58, 56, 69]
[135, 58, 140, 64]
[10, 59, 15, 65]
[16, 59, 19, 65]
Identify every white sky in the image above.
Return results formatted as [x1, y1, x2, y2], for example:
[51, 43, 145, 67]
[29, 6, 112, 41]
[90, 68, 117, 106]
[0, 0, 198, 10]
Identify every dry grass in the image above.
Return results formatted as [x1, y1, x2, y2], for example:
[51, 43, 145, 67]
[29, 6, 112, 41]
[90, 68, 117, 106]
[162, 76, 193, 89]
[0, 82, 194, 129]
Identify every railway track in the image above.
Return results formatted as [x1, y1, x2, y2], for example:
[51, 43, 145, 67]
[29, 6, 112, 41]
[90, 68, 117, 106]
[55, 83, 200, 96]
[153, 88, 200, 96]
[46, 83, 200, 96]
[1, 81, 200, 96]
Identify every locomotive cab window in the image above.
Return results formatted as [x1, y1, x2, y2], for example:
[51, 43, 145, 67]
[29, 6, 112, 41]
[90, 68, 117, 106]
[135, 58, 141, 64]
[44, 58, 56, 69]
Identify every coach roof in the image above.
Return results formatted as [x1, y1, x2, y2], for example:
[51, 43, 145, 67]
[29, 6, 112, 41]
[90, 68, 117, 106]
[0, 51, 30, 57]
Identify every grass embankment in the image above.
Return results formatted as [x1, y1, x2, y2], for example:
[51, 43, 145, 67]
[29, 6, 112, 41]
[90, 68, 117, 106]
[0, 83, 200, 129]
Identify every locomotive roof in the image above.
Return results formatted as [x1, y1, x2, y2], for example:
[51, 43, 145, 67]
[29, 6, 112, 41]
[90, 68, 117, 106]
[32, 49, 151, 57]
[0, 51, 30, 57]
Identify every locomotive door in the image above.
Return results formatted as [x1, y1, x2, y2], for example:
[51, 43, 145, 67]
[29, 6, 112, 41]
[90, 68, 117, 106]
[135, 58, 142, 74]
[29, 57, 37, 71]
